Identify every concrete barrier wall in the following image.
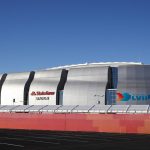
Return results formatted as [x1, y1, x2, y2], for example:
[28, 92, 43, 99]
[0, 113, 150, 134]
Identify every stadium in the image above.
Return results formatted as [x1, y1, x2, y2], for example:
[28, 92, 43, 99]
[0, 62, 150, 136]
[0, 62, 149, 106]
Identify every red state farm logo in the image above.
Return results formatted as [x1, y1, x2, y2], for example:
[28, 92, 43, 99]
[31, 91, 55, 96]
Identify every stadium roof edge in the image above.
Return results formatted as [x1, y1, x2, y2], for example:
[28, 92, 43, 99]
[45, 62, 143, 70]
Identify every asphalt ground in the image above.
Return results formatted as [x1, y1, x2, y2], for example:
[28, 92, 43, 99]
[0, 129, 150, 150]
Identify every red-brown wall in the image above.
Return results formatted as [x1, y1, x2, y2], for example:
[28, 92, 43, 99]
[0, 113, 150, 134]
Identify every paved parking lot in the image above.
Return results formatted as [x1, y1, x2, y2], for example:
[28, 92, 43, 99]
[0, 129, 150, 150]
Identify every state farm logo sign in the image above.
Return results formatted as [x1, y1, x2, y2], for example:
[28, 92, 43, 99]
[31, 91, 55, 100]
[31, 91, 55, 96]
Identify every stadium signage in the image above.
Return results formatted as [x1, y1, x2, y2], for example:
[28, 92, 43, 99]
[117, 92, 150, 101]
[31, 91, 55, 96]
[36, 97, 49, 100]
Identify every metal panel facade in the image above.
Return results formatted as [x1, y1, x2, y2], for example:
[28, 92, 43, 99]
[117, 65, 150, 105]
[1, 72, 31, 105]
[29, 69, 66, 105]
[63, 66, 110, 105]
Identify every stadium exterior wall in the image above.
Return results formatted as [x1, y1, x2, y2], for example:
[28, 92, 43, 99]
[28, 69, 67, 105]
[117, 65, 150, 105]
[1, 72, 33, 105]
[63, 66, 111, 105]
[0, 63, 150, 105]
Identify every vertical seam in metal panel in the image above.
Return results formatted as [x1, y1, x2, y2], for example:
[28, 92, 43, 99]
[24, 71, 35, 105]
[56, 69, 68, 105]
[0, 73, 7, 105]
[105, 67, 112, 105]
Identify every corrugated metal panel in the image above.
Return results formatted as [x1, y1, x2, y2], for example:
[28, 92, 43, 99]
[29, 69, 67, 105]
[117, 65, 150, 105]
[1, 72, 31, 105]
[63, 66, 110, 105]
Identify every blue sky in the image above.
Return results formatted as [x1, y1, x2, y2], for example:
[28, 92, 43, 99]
[0, 0, 150, 73]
